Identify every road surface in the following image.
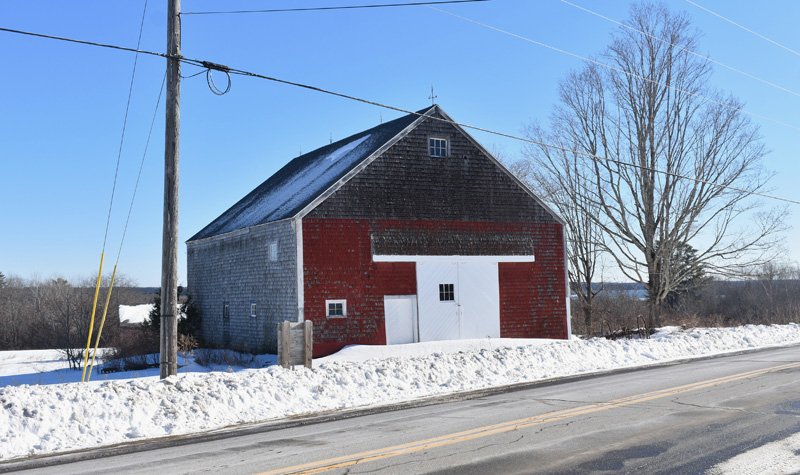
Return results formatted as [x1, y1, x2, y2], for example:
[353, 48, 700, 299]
[5, 345, 800, 474]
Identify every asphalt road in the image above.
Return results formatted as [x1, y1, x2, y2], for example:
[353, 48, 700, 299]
[6, 346, 800, 474]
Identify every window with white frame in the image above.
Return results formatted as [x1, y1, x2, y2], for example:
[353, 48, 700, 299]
[439, 283, 455, 301]
[268, 241, 278, 261]
[326, 299, 347, 318]
[429, 138, 448, 157]
[250, 303, 257, 318]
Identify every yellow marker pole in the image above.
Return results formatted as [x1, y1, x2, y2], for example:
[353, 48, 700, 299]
[86, 265, 117, 382]
[81, 253, 104, 383]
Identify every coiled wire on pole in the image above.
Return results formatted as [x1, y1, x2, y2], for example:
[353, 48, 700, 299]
[203, 61, 231, 95]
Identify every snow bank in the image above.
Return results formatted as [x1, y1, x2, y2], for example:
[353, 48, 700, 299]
[1, 324, 799, 460]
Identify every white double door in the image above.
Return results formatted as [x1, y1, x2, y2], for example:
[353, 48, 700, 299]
[416, 261, 500, 342]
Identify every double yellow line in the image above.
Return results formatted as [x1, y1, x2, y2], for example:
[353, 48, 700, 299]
[259, 361, 800, 474]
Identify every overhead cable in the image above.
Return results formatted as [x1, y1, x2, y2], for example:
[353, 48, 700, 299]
[559, 0, 800, 99]
[412, 2, 800, 132]
[685, 0, 800, 58]
[1, 26, 798, 206]
[103, 0, 149, 254]
[115, 72, 167, 266]
[222, 67, 800, 205]
[182, 0, 490, 15]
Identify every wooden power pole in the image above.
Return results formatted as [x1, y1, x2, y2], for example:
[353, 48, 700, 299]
[160, 0, 180, 379]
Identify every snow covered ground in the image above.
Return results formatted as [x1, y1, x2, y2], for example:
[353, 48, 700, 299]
[1, 324, 799, 461]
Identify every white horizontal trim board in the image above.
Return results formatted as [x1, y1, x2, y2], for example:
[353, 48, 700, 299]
[373, 254, 534, 263]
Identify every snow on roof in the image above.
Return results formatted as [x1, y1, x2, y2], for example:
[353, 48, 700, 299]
[189, 107, 429, 241]
[119, 304, 154, 325]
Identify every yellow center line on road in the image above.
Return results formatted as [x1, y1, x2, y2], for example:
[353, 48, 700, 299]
[259, 361, 800, 475]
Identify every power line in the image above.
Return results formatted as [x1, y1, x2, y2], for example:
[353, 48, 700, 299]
[685, 0, 800, 58]
[0, 26, 172, 60]
[413, 2, 800, 132]
[559, 0, 800, 99]
[1, 25, 798, 206]
[103, 0, 149, 254]
[182, 0, 490, 15]
[222, 67, 799, 206]
[116, 72, 167, 266]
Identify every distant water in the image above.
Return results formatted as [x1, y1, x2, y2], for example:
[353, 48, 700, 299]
[571, 282, 648, 300]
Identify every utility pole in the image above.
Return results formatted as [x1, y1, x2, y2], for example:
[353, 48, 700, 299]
[160, 0, 180, 379]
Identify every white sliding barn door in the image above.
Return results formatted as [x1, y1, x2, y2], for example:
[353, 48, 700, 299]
[416, 261, 500, 342]
[417, 262, 460, 341]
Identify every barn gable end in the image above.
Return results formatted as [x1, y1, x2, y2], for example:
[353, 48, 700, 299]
[305, 108, 559, 224]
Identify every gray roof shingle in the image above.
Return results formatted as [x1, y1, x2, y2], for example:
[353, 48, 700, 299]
[188, 106, 432, 241]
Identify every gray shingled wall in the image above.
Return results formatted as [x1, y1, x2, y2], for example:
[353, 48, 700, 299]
[186, 219, 298, 353]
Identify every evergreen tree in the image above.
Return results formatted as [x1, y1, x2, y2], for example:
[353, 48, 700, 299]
[664, 243, 709, 308]
[145, 286, 203, 345]
[647, 242, 709, 308]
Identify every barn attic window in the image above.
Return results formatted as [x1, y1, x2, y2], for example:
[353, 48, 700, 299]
[326, 299, 347, 318]
[429, 138, 448, 157]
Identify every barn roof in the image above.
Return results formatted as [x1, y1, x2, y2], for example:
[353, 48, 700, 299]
[188, 106, 432, 242]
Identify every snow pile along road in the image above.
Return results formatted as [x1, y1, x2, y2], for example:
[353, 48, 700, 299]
[1, 324, 799, 460]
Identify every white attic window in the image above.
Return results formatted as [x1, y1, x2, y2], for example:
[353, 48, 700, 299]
[429, 138, 448, 157]
[268, 241, 278, 261]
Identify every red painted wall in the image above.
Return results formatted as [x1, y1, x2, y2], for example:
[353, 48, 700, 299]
[303, 218, 567, 357]
[499, 223, 569, 340]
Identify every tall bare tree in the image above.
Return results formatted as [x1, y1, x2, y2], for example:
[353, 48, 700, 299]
[524, 2, 785, 328]
[508, 151, 605, 335]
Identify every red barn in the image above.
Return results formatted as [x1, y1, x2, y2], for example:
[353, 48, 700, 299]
[187, 105, 569, 357]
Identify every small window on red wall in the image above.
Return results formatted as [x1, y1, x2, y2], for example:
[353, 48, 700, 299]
[326, 299, 347, 318]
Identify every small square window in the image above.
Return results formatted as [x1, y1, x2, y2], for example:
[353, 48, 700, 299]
[326, 299, 347, 318]
[268, 241, 278, 261]
[250, 303, 257, 318]
[439, 283, 455, 301]
[429, 138, 448, 157]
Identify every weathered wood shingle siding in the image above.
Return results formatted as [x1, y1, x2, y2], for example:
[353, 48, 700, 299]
[307, 112, 557, 223]
[186, 220, 297, 353]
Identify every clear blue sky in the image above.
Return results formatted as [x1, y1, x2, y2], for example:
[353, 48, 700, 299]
[1, 0, 798, 286]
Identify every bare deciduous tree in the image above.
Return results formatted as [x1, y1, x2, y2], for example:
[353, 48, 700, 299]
[508, 153, 605, 335]
[523, 3, 786, 328]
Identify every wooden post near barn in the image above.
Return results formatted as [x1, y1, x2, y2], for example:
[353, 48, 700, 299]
[278, 320, 313, 369]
